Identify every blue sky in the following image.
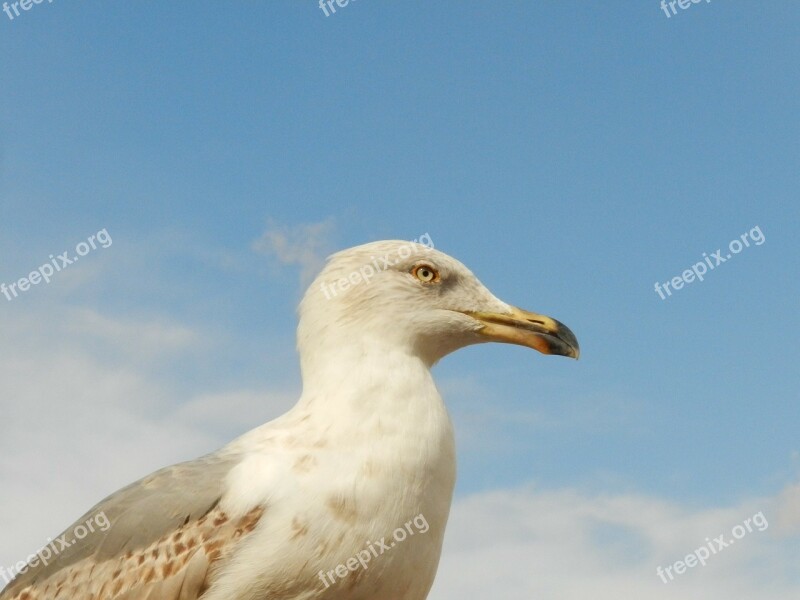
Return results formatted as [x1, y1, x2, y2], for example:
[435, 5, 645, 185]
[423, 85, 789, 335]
[1, 2, 799, 598]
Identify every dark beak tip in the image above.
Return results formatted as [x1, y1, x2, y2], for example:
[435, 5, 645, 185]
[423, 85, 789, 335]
[555, 323, 580, 360]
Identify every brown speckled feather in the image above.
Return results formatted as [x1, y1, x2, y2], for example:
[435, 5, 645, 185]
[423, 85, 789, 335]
[0, 454, 265, 600]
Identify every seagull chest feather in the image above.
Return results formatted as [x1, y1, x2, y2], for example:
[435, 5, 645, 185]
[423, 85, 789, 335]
[209, 349, 457, 599]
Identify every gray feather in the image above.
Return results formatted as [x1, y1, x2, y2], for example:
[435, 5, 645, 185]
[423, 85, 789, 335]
[0, 452, 238, 598]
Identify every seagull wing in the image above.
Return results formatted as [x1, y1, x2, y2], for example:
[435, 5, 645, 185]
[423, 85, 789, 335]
[0, 453, 264, 600]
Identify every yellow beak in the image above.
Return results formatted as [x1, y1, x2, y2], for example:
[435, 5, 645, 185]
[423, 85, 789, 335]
[462, 306, 580, 359]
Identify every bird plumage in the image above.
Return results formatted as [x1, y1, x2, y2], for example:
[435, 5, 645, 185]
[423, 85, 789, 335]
[2, 240, 577, 600]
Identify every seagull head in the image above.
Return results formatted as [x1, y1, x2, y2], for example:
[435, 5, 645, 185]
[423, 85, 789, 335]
[298, 240, 579, 368]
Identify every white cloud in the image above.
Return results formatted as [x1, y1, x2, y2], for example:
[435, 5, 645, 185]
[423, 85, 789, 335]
[430, 485, 800, 600]
[173, 389, 297, 437]
[773, 482, 800, 536]
[63, 307, 202, 357]
[252, 218, 335, 286]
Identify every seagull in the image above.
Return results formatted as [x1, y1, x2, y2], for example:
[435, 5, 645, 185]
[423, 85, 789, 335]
[1, 240, 579, 600]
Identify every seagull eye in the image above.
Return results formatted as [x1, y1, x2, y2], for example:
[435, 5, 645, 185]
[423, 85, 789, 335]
[412, 264, 440, 283]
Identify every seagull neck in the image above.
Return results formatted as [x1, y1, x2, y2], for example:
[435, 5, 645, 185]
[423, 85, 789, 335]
[296, 337, 439, 412]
